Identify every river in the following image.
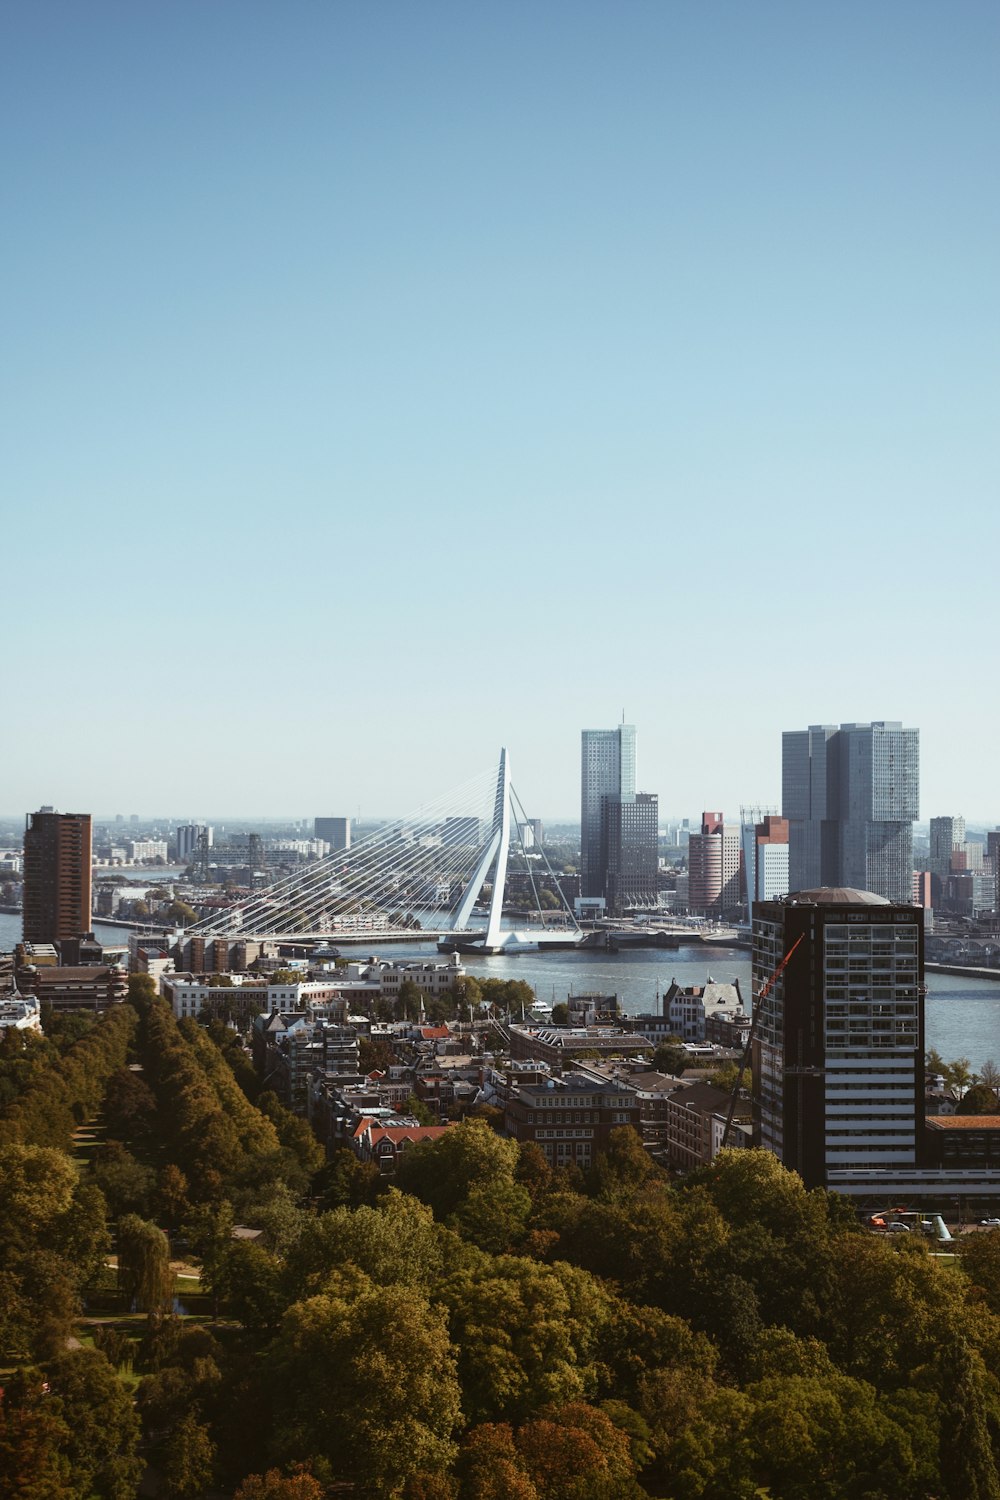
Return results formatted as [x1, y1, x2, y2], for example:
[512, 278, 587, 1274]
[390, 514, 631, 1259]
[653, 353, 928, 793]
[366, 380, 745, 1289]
[1, 916, 996, 1072]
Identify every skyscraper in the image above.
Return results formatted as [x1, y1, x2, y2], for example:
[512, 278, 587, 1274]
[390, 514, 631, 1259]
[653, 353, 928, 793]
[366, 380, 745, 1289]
[601, 792, 658, 915]
[740, 814, 790, 905]
[929, 816, 965, 889]
[23, 809, 92, 945]
[314, 817, 351, 850]
[580, 725, 635, 899]
[782, 722, 919, 904]
[688, 812, 743, 916]
[752, 888, 924, 1190]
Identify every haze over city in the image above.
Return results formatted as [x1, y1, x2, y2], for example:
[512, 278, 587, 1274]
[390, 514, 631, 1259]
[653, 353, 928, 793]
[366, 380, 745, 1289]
[5, 2, 998, 819]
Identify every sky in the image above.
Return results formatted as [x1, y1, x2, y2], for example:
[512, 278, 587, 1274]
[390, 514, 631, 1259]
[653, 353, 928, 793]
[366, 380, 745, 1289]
[4, 2, 998, 822]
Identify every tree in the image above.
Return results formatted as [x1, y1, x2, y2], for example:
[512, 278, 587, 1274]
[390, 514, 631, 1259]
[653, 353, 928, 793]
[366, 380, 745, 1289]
[234, 1469, 325, 1500]
[652, 1039, 687, 1076]
[395, 1120, 521, 1220]
[166, 901, 198, 927]
[91, 1141, 156, 1217]
[550, 1002, 569, 1026]
[45, 1348, 143, 1500]
[937, 1336, 1000, 1500]
[956, 1083, 1000, 1116]
[0, 1369, 74, 1500]
[160, 1411, 215, 1499]
[406, 1092, 436, 1125]
[117, 1214, 174, 1313]
[269, 1274, 461, 1493]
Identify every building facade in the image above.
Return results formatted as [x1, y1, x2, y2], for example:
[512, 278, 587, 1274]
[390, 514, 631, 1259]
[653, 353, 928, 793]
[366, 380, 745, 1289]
[314, 817, 351, 850]
[23, 809, 92, 945]
[580, 725, 635, 899]
[740, 814, 790, 905]
[687, 812, 742, 917]
[752, 888, 923, 1190]
[601, 791, 658, 915]
[782, 722, 919, 904]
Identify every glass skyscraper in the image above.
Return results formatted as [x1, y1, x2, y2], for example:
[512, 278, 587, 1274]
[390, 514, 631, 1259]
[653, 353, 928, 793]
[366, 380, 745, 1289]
[782, 721, 919, 904]
[580, 725, 636, 900]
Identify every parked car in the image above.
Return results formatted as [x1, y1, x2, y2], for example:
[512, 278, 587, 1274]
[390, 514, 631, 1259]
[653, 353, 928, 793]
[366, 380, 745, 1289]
[887, 1222, 911, 1233]
[979, 1218, 1000, 1228]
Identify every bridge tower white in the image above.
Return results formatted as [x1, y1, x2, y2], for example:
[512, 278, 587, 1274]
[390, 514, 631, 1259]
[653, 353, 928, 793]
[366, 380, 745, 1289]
[451, 747, 511, 940]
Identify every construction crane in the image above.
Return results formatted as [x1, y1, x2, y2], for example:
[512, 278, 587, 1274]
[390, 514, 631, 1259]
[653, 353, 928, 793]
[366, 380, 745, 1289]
[720, 933, 804, 1150]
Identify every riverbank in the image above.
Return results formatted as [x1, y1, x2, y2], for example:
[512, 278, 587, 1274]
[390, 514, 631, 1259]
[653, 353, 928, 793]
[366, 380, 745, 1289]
[926, 962, 1000, 983]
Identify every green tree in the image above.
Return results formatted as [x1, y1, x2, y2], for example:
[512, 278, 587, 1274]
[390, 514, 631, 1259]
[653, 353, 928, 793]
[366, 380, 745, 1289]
[91, 1141, 156, 1217]
[166, 901, 198, 926]
[652, 1039, 687, 1076]
[937, 1336, 1000, 1500]
[45, 1348, 143, 1500]
[395, 1119, 520, 1220]
[956, 1083, 1000, 1115]
[269, 1273, 461, 1493]
[160, 1411, 215, 1499]
[550, 1002, 569, 1026]
[117, 1214, 174, 1313]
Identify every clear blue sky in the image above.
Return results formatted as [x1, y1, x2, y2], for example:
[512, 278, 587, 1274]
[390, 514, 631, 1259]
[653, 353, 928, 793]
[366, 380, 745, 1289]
[4, 2, 998, 821]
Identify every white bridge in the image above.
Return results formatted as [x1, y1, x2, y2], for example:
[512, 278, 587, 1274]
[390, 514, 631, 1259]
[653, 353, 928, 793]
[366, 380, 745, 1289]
[188, 749, 581, 953]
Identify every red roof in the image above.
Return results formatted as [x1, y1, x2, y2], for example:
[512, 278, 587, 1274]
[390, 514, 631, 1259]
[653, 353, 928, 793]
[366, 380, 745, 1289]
[418, 1026, 450, 1039]
[357, 1122, 454, 1147]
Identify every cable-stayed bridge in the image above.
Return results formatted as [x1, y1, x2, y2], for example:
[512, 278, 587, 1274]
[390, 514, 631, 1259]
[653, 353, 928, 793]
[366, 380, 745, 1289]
[188, 749, 582, 953]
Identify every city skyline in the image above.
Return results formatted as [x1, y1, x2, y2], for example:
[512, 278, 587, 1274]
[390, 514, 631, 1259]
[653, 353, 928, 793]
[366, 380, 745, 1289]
[6, 4, 999, 817]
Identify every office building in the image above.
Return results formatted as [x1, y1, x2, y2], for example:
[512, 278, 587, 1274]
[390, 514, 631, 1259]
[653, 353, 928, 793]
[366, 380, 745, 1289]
[22, 809, 92, 945]
[581, 726, 635, 898]
[314, 817, 351, 850]
[782, 722, 919, 904]
[177, 824, 213, 861]
[929, 816, 965, 887]
[601, 792, 658, 915]
[752, 888, 923, 1191]
[687, 812, 742, 917]
[740, 812, 790, 906]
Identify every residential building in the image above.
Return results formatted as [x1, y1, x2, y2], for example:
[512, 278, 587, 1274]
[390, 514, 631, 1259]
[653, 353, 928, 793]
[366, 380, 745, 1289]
[782, 722, 919, 904]
[125, 840, 169, 862]
[663, 1080, 746, 1171]
[314, 817, 351, 850]
[504, 1071, 642, 1169]
[23, 809, 92, 945]
[752, 887, 923, 1191]
[687, 812, 742, 917]
[580, 725, 635, 899]
[663, 978, 745, 1042]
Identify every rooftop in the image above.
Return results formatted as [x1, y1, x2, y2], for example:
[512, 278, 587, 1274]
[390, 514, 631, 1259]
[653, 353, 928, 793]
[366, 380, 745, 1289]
[787, 887, 891, 905]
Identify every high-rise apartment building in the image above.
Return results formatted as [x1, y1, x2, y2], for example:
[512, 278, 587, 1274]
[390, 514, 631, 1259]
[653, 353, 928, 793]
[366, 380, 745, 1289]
[752, 888, 924, 1190]
[687, 812, 743, 916]
[23, 809, 93, 945]
[314, 817, 351, 851]
[782, 722, 918, 904]
[601, 792, 658, 915]
[580, 726, 635, 899]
